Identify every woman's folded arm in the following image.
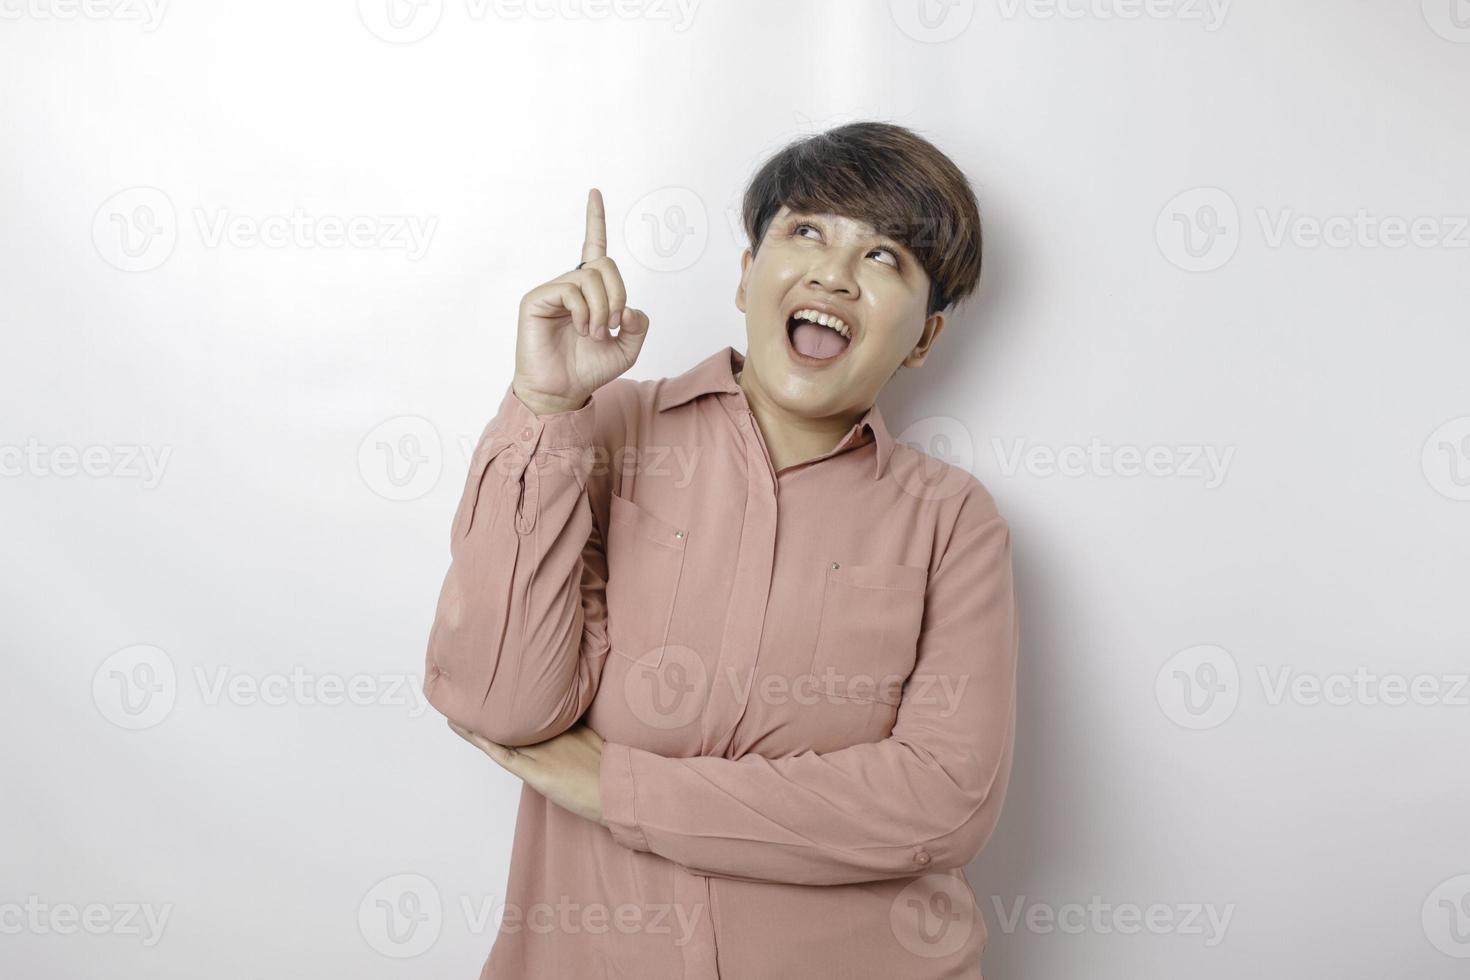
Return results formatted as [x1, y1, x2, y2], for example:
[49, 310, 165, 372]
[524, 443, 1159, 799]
[422, 380, 619, 747]
[599, 511, 1019, 887]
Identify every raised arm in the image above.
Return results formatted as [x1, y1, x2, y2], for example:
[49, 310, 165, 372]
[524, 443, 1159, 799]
[422, 188, 651, 747]
[598, 501, 1018, 886]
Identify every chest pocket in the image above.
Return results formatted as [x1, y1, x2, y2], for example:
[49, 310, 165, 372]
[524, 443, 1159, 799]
[807, 560, 928, 705]
[604, 489, 688, 669]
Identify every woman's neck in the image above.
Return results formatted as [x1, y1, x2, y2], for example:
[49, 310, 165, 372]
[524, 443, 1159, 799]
[735, 365, 870, 473]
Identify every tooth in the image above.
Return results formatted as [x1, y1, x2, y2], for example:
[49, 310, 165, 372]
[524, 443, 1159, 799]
[791, 309, 850, 338]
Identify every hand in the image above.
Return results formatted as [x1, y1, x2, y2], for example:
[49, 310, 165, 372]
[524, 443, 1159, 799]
[448, 719, 606, 826]
[512, 188, 651, 415]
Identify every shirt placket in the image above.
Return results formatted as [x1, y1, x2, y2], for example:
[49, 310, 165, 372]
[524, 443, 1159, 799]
[700, 404, 778, 757]
[673, 869, 718, 979]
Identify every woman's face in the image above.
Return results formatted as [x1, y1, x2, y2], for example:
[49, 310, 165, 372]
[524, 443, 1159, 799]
[735, 205, 945, 419]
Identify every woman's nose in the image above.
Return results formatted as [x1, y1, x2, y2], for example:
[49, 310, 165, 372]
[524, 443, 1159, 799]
[807, 253, 859, 296]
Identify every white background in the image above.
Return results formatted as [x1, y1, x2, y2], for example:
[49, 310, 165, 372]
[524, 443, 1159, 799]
[3, 1, 1469, 977]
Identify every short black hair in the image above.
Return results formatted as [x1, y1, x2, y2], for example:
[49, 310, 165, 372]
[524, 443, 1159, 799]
[742, 121, 983, 316]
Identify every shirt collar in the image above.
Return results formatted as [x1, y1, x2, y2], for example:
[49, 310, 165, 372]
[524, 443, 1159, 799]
[654, 345, 893, 480]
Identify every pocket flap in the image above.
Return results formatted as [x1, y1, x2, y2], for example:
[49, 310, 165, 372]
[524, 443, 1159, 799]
[610, 489, 688, 550]
[843, 561, 927, 592]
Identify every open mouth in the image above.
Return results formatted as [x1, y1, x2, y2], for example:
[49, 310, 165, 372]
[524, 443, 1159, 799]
[785, 308, 852, 361]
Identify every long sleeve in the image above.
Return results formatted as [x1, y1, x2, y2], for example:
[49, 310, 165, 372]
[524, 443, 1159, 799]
[423, 380, 613, 747]
[598, 503, 1018, 887]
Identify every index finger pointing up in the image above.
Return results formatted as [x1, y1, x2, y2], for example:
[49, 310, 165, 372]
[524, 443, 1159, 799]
[581, 187, 607, 265]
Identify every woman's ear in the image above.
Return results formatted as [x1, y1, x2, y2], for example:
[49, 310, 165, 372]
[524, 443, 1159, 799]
[904, 311, 947, 366]
[735, 248, 753, 312]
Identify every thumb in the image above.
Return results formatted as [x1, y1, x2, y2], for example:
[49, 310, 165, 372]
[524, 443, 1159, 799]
[614, 307, 650, 358]
[616, 306, 650, 338]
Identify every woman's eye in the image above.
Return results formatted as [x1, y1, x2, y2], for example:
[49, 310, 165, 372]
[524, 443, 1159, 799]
[790, 222, 899, 268]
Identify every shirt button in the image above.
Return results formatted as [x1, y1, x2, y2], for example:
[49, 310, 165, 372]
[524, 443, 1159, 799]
[519, 426, 533, 440]
[831, 561, 840, 570]
[914, 849, 930, 866]
[674, 530, 685, 539]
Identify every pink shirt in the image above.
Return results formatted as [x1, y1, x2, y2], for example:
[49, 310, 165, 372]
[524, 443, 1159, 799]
[424, 345, 1019, 978]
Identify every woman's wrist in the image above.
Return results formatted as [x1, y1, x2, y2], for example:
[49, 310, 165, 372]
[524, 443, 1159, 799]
[512, 381, 591, 417]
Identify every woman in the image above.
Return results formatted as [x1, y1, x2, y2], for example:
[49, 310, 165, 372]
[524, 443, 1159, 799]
[424, 121, 1018, 979]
